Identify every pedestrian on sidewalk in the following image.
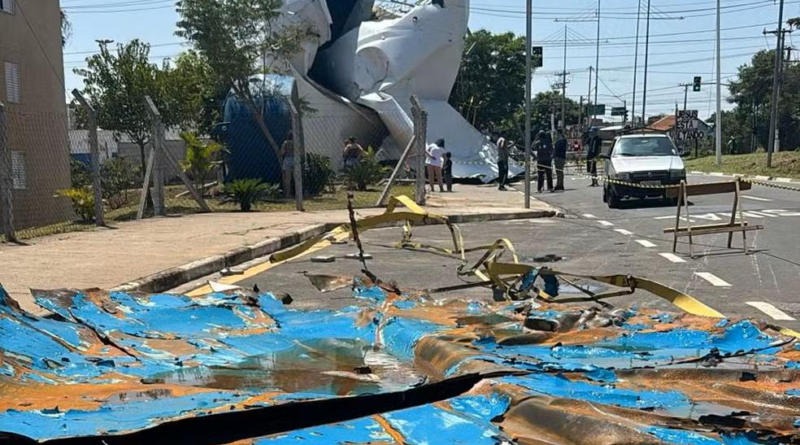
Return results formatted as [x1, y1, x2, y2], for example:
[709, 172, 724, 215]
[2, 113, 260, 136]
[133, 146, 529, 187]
[494, 131, 509, 191]
[443, 152, 454, 192]
[554, 128, 567, 192]
[534, 131, 554, 193]
[586, 127, 602, 187]
[426, 139, 446, 193]
[280, 131, 295, 198]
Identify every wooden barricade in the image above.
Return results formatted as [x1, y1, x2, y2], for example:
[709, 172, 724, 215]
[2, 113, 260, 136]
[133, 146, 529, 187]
[663, 179, 763, 258]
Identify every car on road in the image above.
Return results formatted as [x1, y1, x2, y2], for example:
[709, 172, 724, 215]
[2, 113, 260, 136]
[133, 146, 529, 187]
[601, 133, 686, 208]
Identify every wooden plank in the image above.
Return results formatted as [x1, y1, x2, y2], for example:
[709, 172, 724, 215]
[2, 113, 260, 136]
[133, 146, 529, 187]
[665, 222, 749, 234]
[377, 135, 416, 207]
[160, 142, 211, 212]
[136, 147, 156, 220]
[71, 90, 105, 226]
[665, 180, 753, 198]
[672, 225, 763, 237]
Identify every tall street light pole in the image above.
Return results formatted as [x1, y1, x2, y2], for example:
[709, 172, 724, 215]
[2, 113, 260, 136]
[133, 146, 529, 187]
[524, 0, 532, 209]
[631, 0, 642, 127]
[593, 0, 601, 123]
[641, 0, 652, 123]
[715, 0, 723, 167]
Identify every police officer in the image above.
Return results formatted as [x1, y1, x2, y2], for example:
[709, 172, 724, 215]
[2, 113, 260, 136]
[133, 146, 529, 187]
[554, 128, 568, 192]
[534, 131, 554, 193]
[586, 127, 602, 187]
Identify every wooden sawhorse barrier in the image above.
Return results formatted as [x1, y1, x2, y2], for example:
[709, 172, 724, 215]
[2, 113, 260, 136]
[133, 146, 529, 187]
[663, 179, 764, 259]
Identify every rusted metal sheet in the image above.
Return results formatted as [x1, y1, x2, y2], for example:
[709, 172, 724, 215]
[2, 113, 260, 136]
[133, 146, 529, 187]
[0, 280, 798, 444]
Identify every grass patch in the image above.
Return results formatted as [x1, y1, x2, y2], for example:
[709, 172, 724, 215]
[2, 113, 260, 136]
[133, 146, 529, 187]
[685, 152, 800, 180]
[2, 184, 415, 242]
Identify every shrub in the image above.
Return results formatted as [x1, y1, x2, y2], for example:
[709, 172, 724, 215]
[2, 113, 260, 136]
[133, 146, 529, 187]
[70, 158, 92, 189]
[344, 147, 389, 191]
[222, 179, 280, 212]
[180, 132, 222, 195]
[303, 153, 335, 197]
[56, 188, 95, 223]
[101, 158, 141, 209]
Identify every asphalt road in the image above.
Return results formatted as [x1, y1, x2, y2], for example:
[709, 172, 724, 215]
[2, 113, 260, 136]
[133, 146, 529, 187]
[233, 171, 800, 332]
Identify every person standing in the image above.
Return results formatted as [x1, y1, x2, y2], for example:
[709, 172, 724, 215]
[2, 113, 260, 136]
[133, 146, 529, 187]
[586, 127, 602, 187]
[280, 131, 295, 198]
[426, 139, 446, 193]
[534, 131, 554, 193]
[554, 128, 568, 192]
[494, 131, 509, 191]
[343, 137, 365, 170]
[443, 152, 453, 192]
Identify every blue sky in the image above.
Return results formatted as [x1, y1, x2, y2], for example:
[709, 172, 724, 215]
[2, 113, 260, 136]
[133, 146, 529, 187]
[61, 0, 800, 120]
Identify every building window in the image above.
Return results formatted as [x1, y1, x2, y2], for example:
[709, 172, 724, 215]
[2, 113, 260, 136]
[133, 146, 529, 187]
[4, 62, 20, 103]
[0, 0, 13, 14]
[11, 151, 26, 190]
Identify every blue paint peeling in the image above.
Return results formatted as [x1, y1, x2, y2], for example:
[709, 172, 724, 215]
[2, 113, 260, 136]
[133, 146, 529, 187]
[646, 426, 721, 445]
[449, 393, 511, 421]
[382, 317, 444, 361]
[352, 278, 387, 301]
[255, 417, 392, 444]
[382, 403, 510, 444]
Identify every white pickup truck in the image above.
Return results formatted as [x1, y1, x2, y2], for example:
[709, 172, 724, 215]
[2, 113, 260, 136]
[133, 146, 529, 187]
[601, 134, 687, 209]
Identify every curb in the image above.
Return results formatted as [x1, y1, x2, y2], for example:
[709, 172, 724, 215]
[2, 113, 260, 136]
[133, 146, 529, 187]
[113, 209, 561, 294]
[690, 171, 799, 183]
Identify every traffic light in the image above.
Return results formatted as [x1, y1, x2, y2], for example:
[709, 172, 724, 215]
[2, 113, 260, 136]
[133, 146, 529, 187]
[693, 76, 702, 92]
[532, 46, 543, 68]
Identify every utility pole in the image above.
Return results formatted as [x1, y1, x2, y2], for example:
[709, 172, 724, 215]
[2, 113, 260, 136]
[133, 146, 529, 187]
[593, 0, 602, 123]
[561, 24, 568, 129]
[579, 96, 584, 130]
[715, 0, 723, 167]
[765, 7, 791, 166]
[623, 99, 628, 125]
[681, 83, 690, 111]
[631, 0, 642, 127]
[641, 0, 652, 124]
[587, 66, 593, 126]
[524, 0, 532, 209]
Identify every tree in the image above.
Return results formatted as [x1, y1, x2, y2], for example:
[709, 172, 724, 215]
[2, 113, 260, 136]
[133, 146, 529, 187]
[728, 49, 800, 152]
[74, 40, 175, 173]
[60, 10, 72, 48]
[450, 30, 527, 135]
[176, 0, 310, 160]
[168, 51, 231, 136]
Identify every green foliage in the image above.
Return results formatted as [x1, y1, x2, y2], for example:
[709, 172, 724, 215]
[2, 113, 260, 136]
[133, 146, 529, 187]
[176, 0, 311, 156]
[180, 132, 222, 195]
[727, 50, 800, 153]
[344, 147, 389, 192]
[223, 179, 280, 212]
[73, 40, 174, 172]
[56, 188, 95, 223]
[303, 153, 335, 197]
[70, 159, 92, 189]
[168, 51, 230, 135]
[450, 30, 527, 134]
[101, 158, 141, 209]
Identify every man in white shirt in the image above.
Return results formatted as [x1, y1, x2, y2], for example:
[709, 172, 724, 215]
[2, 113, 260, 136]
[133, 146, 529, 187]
[425, 139, 446, 193]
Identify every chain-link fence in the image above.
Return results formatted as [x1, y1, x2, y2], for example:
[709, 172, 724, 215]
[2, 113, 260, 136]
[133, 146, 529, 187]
[0, 94, 428, 242]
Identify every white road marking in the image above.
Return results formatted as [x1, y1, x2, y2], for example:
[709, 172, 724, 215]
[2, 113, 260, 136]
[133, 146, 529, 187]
[743, 211, 770, 219]
[741, 196, 772, 202]
[693, 213, 723, 221]
[753, 175, 771, 181]
[597, 220, 615, 227]
[709, 172, 725, 177]
[659, 253, 686, 263]
[636, 240, 657, 248]
[614, 229, 633, 236]
[695, 272, 732, 287]
[745, 210, 778, 218]
[763, 209, 800, 217]
[583, 214, 597, 219]
[654, 216, 674, 220]
[775, 177, 793, 183]
[746, 302, 796, 321]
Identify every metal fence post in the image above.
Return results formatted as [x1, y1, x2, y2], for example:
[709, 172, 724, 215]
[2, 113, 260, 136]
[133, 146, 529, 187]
[288, 96, 305, 212]
[71, 90, 105, 226]
[0, 102, 16, 242]
[143, 96, 166, 216]
[410, 96, 427, 206]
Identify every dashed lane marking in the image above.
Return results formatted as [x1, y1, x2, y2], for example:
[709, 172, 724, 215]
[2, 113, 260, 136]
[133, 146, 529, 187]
[583, 214, 597, 219]
[695, 272, 732, 287]
[614, 229, 633, 236]
[598, 220, 615, 227]
[741, 196, 772, 202]
[746, 302, 796, 321]
[744, 211, 778, 218]
[659, 253, 687, 263]
[636, 240, 657, 248]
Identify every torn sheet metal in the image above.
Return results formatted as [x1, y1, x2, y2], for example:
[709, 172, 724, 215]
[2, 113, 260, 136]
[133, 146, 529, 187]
[1, 279, 798, 444]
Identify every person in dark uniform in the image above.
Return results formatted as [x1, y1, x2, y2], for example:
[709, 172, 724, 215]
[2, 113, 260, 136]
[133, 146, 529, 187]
[534, 131, 554, 193]
[443, 152, 453, 192]
[554, 128, 568, 192]
[586, 127, 602, 187]
[494, 131, 509, 191]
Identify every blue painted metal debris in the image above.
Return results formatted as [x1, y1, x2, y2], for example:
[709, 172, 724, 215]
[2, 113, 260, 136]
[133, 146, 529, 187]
[0, 282, 798, 444]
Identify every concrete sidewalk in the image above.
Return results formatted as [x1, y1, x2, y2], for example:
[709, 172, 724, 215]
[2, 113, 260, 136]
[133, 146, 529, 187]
[0, 185, 555, 313]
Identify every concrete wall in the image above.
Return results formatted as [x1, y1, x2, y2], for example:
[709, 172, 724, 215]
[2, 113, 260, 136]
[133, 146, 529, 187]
[0, 0, 73, 230]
